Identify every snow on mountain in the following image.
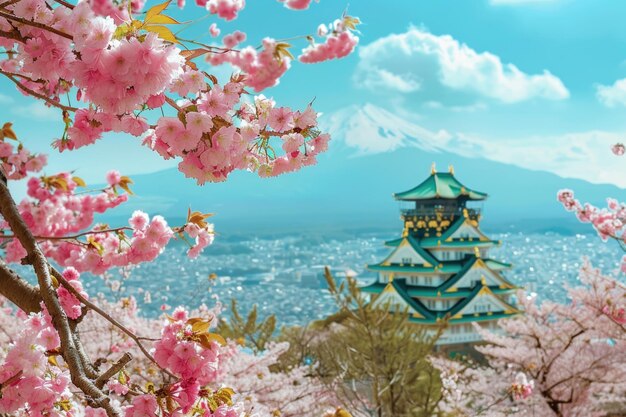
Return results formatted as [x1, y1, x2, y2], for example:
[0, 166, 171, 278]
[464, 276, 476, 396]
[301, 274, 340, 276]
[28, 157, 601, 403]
[322, 103, 452, 155]
[323, 103, 626, 188]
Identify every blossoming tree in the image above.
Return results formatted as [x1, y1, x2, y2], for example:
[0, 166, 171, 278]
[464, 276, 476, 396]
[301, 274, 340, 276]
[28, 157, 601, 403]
[0, 0, 360, 415]
[433, 146, 626, 417]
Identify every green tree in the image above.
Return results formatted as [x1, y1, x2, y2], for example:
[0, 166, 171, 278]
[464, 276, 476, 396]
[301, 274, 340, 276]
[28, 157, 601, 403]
[216, 299, 276, 353]
[280, 268, 446, 417]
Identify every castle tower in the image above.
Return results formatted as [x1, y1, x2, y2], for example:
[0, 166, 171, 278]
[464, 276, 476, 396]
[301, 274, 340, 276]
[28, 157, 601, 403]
[360, 164, 520, 345]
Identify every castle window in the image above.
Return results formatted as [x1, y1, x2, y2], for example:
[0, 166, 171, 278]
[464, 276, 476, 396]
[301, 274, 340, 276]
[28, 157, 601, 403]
[402, 257, 411, 264]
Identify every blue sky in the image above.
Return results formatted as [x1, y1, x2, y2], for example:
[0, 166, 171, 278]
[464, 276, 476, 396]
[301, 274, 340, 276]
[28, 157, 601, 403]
[3, 0, 626, 188]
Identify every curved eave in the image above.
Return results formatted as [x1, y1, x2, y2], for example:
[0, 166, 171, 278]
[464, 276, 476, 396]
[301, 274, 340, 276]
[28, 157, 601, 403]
[385, 237, 498, 249]
[406, 286, 518, 298]
[393, 173, 488, 202]
[447, 311, 521, 324]
[485, 259, 513, 270]
[367, 263, 462, 274]
[408, 311, 521, 325]
[421, 239, 498, 249]
[361, 281, 518, 298]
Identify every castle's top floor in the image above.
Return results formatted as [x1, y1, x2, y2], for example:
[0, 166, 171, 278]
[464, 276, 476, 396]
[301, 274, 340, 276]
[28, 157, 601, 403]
[393, 165, 488, 203]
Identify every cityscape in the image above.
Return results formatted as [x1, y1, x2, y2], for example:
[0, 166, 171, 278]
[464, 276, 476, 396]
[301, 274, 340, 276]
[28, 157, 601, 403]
[77, 229, 623, 327]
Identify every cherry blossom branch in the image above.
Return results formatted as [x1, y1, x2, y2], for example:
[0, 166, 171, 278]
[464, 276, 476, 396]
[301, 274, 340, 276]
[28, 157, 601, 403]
[0, 259, 43, 314]
[164, 95, 183, 112]
[0, 227, 133, 242]
[0, 69, 78, 112]
[0, 10, 73, 40]
[0, 28, 21, 42]
[0, 0, 20, 9]
[0, 181, 119, 417]
[0, 370, 23, 392]
[95, 352, 132, 389]
[52, 0, 75, 9]
[50, 266, 177, 379]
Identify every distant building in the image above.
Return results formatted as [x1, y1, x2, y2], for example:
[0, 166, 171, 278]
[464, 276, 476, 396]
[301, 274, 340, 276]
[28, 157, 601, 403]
[360, 164, 521, 345]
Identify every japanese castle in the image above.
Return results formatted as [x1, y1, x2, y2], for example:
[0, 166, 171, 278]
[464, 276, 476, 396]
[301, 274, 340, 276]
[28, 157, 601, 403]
[361, 164, 521, 346]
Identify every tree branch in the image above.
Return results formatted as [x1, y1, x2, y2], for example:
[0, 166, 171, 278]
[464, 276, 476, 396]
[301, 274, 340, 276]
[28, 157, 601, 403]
[0, 180, 119, 417]
[0, 10, 73, 40]
[52, 0, 75, 9]
[0, 260, 43, 314]
[50, 266, 177, 379]
[95, 353, 132, 389]
[0, 69, 78, 112]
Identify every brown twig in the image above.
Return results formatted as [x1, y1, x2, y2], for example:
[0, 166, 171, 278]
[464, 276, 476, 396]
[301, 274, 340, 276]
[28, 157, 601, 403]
[0, 69, 78, 112]
[0, 370, 23, 391]
[95, 353, 133, 389]
[52, 0, 75, 9]
[0, 10, 73, 40]
[0, 0, 20, 9]
[0, 227, 133, 242]
[164, 95, 183, 112]
[50, 267, 177, 379]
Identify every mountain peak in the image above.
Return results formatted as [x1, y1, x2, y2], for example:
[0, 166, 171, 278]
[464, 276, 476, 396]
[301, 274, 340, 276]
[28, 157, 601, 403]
[322, 103, 452, 155]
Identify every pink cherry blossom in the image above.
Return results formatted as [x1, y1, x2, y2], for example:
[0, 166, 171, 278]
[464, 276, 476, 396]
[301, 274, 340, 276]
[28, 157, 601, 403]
[279, 0, 316, 10]
[612, 143, 626, 156]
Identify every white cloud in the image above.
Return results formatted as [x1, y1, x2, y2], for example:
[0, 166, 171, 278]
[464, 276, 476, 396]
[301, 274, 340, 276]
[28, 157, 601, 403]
[596, 78, 626, 107]
[325, 103, 626, 187]
[450, 131, 626, 187]
[354, 27, 569, 103]
[13, 102, 61, 122]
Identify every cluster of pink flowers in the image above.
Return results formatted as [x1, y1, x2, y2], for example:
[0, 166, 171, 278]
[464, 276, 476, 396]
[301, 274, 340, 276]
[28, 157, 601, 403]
[557, 189, 626, 273]
[612, 143, 625, 156]
[0, 309, 70, 416]
[602, 303, 626, 325]
[1, 166, 214, 274]
[205, 0, 245, 21]
[299, 17, 359, 63]
[1, 0, 359, 185]
[139, 308, 241, 416]
[88, 0, 146, 24]
[279, 0, 316, 10]
[57, 267, 88, 319]
[0, 131, 47, 180]
[145, 83, 329, 184]
[153, 309, 220, 384]
[207, 40, 290, 92]
[510, 372, 534, 401]
[185, 222, 214, 258]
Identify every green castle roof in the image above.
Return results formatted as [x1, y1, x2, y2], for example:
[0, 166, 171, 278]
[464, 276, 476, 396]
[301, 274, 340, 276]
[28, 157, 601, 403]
[385, 237, 499, 249]
[364, 278, 520, 325]
[394, 171, 488, 201]
[367, 255, 511, 274]
[409, 311, 519, 325]
[360, 281, 515, 299]
[367, 262, 464, 274]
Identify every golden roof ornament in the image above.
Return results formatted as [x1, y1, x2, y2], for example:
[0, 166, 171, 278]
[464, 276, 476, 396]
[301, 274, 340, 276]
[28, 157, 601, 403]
[431, 162, 436, 175]
[474, 246, 481, 258]
[448, 164, 455, 175]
